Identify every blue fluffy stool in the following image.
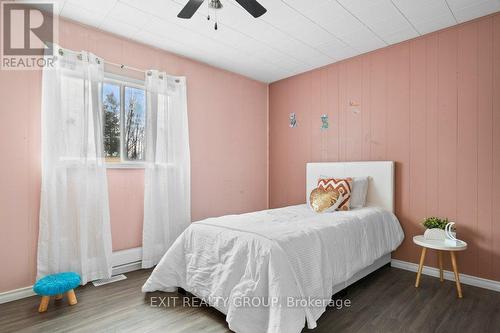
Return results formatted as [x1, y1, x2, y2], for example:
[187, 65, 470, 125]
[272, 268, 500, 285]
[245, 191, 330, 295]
[33, 272, 81, 312]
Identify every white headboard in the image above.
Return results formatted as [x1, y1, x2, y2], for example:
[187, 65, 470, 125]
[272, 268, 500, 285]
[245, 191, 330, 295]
[306, 161, 395, 212]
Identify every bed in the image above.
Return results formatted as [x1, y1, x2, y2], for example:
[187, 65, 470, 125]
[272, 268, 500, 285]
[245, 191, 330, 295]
[142, 161, 404, 333]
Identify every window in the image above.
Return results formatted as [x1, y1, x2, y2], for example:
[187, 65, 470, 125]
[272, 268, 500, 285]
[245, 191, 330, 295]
[102, 74, 146, 166]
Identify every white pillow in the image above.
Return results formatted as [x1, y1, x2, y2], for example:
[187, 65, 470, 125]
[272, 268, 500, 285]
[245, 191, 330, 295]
[350, 177, 369, 208]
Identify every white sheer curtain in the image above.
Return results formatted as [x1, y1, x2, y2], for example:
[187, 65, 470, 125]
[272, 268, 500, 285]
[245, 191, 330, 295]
[38, 47, 112, 284]
[142, 71, 190, 268]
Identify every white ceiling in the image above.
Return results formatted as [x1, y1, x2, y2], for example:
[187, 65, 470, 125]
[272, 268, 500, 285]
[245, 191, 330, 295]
[21, 0, 500, 82]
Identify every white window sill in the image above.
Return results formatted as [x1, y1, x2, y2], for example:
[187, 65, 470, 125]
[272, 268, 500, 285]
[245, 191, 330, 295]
[106, 163, 145, 169]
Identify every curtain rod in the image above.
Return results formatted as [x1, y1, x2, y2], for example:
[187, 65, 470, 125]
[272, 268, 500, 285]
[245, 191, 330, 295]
[58, 47, 146, 73]
[104, 59, 146, 74]
[57, 47, 180, 80]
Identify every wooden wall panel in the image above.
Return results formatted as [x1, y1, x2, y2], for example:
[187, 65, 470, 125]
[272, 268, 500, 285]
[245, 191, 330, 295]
[326, 66, 341, 161]
[492, 14, 500, 280]
[425, 35, 440, 218]
[269, 13, 500, 281]
[269, 81, 291, 208]
[361, 56, 372, 161]
[477, 17, 494, 280]
[338, 63, 348, 161]
[286, 75, 312, 204]
[343, 59, 363, 161]
[409, 38, 427, 253]
[309, 69, 325, 162]
[369, 51, 388, 161]
[457, 23, 479, 276]
[318, 69, 329, 162]
[386, 44, 411, 260]
[437, 29, 458, 222]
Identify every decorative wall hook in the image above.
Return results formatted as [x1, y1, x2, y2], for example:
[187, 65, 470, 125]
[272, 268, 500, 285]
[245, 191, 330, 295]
[349, 100, 360, 114]
[321, 114, 328, 130]
[289, 113, 297, 128]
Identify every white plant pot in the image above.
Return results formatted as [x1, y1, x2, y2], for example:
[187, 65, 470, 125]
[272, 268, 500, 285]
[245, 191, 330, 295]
[424, 228, 456, 240]
[424, 228, 445, 240]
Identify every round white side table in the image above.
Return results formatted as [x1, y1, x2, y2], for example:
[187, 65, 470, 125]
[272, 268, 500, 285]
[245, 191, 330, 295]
[412, 235, 467, 298]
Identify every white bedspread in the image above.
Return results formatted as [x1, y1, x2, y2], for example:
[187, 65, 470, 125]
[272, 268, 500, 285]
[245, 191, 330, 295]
[142, 205, 404, 333]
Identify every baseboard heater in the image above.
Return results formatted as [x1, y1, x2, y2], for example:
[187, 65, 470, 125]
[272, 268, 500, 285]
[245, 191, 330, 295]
[111, 247, 143, 276]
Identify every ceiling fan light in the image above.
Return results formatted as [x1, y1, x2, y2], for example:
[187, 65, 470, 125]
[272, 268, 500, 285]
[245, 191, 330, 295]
[209, 0, 223, 10]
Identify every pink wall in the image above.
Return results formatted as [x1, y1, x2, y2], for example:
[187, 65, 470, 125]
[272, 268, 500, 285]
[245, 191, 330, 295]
[269, 14, 500, 281]
[0, 19, 268, 292]
[1, 10, 498, 294]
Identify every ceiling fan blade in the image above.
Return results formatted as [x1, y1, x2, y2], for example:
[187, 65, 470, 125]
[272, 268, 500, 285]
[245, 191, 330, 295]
[177, 0, 205, 19]
[234, 0, 267, 18]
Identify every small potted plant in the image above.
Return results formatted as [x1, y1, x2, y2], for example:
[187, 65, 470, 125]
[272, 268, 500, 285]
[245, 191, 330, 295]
[422, 217, 455, 240]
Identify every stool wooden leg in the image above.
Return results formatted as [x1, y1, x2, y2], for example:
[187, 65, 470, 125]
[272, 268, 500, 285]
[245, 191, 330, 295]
[450, 252, 463, 298]
[55, 294, 63, 300]
[415, 247, 427, 287]
[438, 251, 444, 282]
[38, 296, 50, 313]
[67, 289, 77, 305]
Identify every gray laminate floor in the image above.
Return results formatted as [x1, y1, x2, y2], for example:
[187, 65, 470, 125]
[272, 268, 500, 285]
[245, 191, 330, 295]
[0, 266, 498, 333]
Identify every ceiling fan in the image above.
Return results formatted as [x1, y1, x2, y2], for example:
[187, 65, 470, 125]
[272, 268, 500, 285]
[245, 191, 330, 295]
[177, 0, 267, 20]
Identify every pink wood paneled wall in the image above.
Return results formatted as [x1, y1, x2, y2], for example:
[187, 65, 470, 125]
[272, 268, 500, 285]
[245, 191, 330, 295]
[269, 13, 500, 281]
[0, 19, 268, 292]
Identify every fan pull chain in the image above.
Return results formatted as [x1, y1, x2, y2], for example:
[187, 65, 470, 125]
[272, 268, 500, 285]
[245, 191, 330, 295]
[214, 8, 218, 30]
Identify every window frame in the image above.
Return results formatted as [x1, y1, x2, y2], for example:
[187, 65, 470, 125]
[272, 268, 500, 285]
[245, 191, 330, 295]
[103, 72, 147, 169]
